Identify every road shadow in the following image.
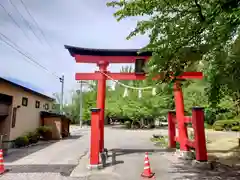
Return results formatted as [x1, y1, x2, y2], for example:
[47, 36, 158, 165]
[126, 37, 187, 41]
[4, 141, 57, 163]
[64, 135, 82, 140]
[110, 124, 168, 130]
[208, 146, 240, 168]
[101, 150, 125, 169]
[208, 145, 239, 153]
[104, 160, 125, 167]
[5, 164, 76, 176]
[4, 135, 84, 163]
[169, 159, 240, 180]
[107, 148, 174, 157]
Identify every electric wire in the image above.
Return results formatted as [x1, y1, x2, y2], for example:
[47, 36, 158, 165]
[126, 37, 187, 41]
[8, 0, 43, 44]
[19, 0, 49, 46]
[19, 0, 66, 66]
[3, 1, 62, 81]
[0, 2, 29, 40]
[0, 33, 60, 79]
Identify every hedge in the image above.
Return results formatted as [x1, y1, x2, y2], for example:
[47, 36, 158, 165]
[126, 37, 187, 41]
[213, 119, 240, 131]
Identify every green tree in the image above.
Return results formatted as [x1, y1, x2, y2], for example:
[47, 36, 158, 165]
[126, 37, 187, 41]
[205, 36, 240, 115]
[107, 0, 240, 78]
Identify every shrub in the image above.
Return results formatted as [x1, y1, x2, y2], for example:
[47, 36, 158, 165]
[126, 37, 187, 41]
[132, 121, 141, 129]
[231, 126, 240, 132]
[150, 135, 168, 147]
[26, 131, 40, 144]
[204, 123, 212, 129]
[37, 126, 52, 135]
[176, 142, 180, 149]
[213, 119, 240, 131]
[14, 136, 29, 148]
[124, 121, 131, 129]
[37, 126, 52, 140]
[147, 124, 155, 129]
[213, 125, 224, 131]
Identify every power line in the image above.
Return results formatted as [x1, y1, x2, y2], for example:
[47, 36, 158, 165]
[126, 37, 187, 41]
[8, 0, 43, 44]
[0, 2, 29, 40]
[1, 1, 61, 80]
[19, 0, 65, 66]
[19, 0, 49, 45]
[0, 32, 60, 79]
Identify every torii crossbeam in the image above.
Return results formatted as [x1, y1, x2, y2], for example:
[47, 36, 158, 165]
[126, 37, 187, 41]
[65, 45, 203, 167]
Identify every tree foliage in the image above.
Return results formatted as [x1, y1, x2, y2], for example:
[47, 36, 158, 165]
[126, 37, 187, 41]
[60, 63, 237, 126]
[106, 0, 240, 116]
[54, 1, 240, 127]
[107, 0, 240, 77]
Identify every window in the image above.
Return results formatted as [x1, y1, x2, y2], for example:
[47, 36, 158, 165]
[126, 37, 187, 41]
[22, 97, 28, 106]
[52, 104, 56, 109]
[12, 107, 17, 128]
[35, 101, 40, 108]
[44, 103, 49, 110]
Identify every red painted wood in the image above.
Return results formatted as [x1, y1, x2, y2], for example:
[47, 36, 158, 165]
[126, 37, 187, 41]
[168, 111, 176, 148]
[173, 82, 189, 151]
[96, 62, 108, 152]
[153, 72, 203, 80]
[175, 72, 203, 79]
[175, 136, 179, 142]
[90, 109, 100, 165]
[184, 116, 192, 123]
[75, 72, 203, 80]
[75, 73, 101, 80]
[74, 55, 150, 63]
[192, 107, 208, 161]
[186, 139, 195, 148]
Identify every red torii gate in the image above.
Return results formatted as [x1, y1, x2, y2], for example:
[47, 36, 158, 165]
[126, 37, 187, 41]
[65, 45, 207, 168]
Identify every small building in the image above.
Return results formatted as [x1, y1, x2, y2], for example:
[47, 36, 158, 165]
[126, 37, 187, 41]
[0, 77, 55, 143]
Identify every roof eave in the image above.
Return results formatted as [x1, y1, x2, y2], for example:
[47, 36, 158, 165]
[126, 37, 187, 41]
[64, 45, 152, 57]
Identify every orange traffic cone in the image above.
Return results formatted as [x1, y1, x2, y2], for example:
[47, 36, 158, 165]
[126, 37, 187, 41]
[0, 149, 8, 175]
[141, 152, 155, 178]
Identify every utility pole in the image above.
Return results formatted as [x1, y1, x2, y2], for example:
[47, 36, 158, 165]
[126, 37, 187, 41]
[79, 80, 83, 128]
[59, 75, 64, 114]
[77, 80, 87, 127]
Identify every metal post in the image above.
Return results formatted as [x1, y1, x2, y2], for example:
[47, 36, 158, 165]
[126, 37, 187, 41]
[0, 135, 3, 149]
[59, 75, 64, 114]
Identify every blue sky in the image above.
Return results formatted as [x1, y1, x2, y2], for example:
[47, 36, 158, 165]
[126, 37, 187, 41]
[0, 0, 148, 102]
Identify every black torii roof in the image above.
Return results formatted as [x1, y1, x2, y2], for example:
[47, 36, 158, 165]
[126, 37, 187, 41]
[64, 45, 152, 57]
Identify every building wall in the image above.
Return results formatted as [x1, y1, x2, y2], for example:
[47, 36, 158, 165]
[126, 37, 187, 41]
[0, 81, 53, 140]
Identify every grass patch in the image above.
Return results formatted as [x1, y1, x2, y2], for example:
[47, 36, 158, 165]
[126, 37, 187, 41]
[151, 135, 181, 149]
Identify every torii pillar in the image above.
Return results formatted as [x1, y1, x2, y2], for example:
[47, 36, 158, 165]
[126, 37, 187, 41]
[96, 61, 109, 151]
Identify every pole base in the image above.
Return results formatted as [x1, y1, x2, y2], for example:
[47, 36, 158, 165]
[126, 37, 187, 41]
[192, 160, 212, 170]
[87, 164, 103, 170]
[176, 150, 195, 160]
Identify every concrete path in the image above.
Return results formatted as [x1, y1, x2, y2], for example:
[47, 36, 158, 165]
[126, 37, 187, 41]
[1, 126, 239, 180]
[1, 126, 90, 179]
